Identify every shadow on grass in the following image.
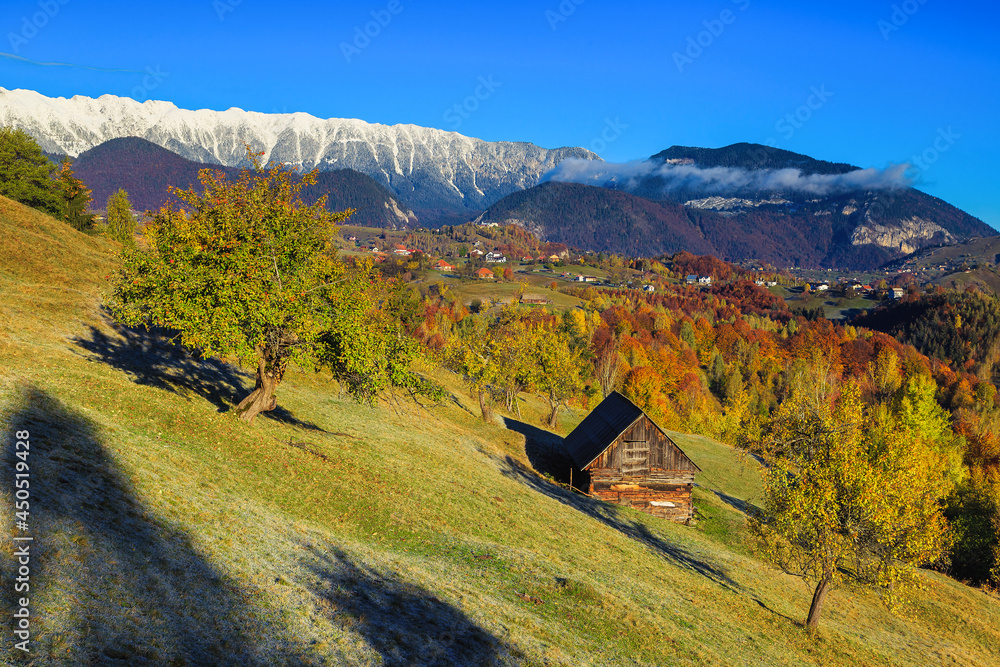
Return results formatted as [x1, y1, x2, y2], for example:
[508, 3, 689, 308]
[710, 489, 762, 517]
[502, 417, 573, 486]
[497, 449, 743, 594]
[0, 386, 324, 665]
[72, 321, 326, 431]
[300, 544, 522, 667]
[501, 421, 802, 624]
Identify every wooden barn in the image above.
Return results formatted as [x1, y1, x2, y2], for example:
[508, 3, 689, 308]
[563, 392, 701, 522]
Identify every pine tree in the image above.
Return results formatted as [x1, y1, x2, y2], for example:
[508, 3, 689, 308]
[106, 188, 137, 247]
[55, 159, 95, 231]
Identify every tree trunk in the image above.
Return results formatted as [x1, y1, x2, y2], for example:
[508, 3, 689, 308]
[805, 576, 831, 631]
[547, 394, 560, 429]
[236, 358, 280, 422]
[478, 390, 493, 423]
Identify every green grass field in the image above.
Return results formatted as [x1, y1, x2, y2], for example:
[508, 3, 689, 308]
[2, 196, 999, 665]
[771, 285, 881, 320]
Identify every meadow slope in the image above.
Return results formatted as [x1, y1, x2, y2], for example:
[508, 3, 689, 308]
[1, 196, 998, 666]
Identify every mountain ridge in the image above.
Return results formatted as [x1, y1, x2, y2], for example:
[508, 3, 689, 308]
[482, 142, 996, 269]
[0, 87, 598, 214]
[72, 137, 417, 228]
[651, 142, 859, 175]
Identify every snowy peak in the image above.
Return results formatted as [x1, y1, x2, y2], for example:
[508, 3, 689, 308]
[0, 88, 599, 213]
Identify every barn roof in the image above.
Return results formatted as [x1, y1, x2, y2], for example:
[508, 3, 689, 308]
[562, 392, 701, 472]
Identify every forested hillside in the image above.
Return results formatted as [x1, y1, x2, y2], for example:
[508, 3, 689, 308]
[72, 137, 416, 227]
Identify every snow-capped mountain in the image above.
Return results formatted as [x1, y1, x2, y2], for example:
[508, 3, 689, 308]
[0, 88, 599, 212]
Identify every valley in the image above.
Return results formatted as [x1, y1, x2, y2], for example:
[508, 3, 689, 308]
[1, 84, 999, 666]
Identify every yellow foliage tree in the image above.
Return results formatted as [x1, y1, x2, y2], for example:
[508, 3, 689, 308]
[751, 380, 952, 631]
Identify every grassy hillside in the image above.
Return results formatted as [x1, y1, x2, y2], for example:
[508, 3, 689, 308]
[2, 195, 999, 665]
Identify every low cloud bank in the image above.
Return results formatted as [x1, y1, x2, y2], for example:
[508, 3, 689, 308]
[542, 158, 911, 196]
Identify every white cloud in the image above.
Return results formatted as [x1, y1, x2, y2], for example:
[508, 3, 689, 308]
[542, 158, 912, 196]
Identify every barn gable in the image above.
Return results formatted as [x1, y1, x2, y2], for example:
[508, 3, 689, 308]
[586, 415, 701, 476]
[563, 392, 700, 474]
[563, 392, 645, 470]
[563, 392, 701, 522]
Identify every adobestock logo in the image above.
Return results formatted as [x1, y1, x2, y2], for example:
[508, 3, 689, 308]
[773, 85, 833, 142]
[589, 117, 628, 155]
[443, 76, 502, 132]
[905, 127, 959, 182]
[213, 0, 243, 21]
[7, 0, 71, 54]
[878, 0, 930, 40]
[131, 65, 169, 102]
[340, 0, 404, 64]
[868, 127, 958, 222]
[545, 0, 586, 31]
[673, 0, 751, 74]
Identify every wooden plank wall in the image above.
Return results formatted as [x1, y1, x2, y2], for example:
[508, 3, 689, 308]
[586, 417, 697, 473]
[581, 416, 697, 522]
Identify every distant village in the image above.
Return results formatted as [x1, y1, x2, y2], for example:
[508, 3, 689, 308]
[339, 227, 931, 315]
[334, 222, 1000, 315]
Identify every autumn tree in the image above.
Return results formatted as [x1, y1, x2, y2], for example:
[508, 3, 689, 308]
[751, 378, 952, 632]
[534, 326, 585, 428]
[492, 315, 539, 416]
[55, 158, 95, 231]
[110, 151, 435, 422]
[592, 326, 621, 397]
[0, 127, 62, 216]
[106, 188, 137, 247]
[446, 313, 506, 421]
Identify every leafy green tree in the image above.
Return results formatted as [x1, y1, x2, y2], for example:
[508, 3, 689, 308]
[106, 188, 137, 247]
[723, 367, 744, 406]
[708, 350, 727, 395]
[592, 330, 621, 398]
[110, 152, 436, 422]
[867, 348, 901, 402]
[751, 381, 952, 632]
[534, 327, 585, 429]
[55, 159, 95, 231]
[0, 127, 62, 216]
[446, 313, 506, 421]
[945, 478, 1000, 584]
[491, 314, 539, 416]
[679, 319, 697, 351]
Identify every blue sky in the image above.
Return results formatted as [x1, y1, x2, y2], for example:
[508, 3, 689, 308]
[2, 0, 997, 227]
